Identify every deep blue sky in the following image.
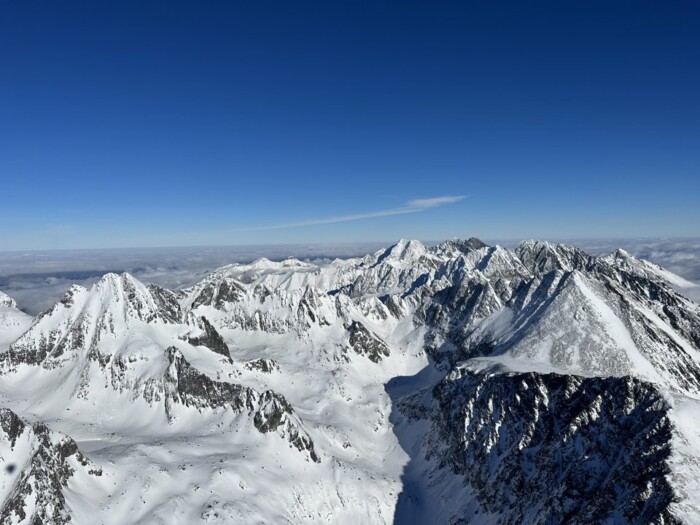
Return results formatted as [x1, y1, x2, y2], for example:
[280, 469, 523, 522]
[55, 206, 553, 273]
[1, 1, 698, 250]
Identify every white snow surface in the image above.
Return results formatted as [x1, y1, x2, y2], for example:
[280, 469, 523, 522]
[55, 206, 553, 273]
[0, 293, 32, 354]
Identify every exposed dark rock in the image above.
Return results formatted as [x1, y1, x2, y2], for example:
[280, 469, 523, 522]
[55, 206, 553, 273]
[515, 240, 593, 274]
[253, 391, 320, 463]
[186, 316, 231, 359]
[191, 278, 246, 310]
[406, 368, 679, 524]
[0, 408, 100, 525]
[0, 408, 25, 447]
[147, 284, 183, 323]
[245, 358, 280, 373]
[157, 348, 319, 462]
[347, 321, 390, 362]
[435, 237, 489, 255]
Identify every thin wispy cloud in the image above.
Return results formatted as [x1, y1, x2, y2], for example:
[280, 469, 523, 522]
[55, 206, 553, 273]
[231, 195, 466, 232]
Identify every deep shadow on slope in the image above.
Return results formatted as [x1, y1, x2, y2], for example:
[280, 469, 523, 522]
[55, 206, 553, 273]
[385, 360, 444, 525]
[386, 360, 680, 524]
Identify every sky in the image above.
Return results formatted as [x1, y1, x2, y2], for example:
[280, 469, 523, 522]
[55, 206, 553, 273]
[1, 0, 698, 250]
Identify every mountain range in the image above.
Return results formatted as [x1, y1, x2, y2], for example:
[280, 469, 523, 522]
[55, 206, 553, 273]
[1, 238, 700, 524]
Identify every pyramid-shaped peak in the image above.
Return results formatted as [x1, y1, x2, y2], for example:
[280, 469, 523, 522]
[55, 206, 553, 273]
[94, 272, 148, 297]
[86, 272, 181, 323]
[387, 239, 426, 258]
[250, 257, 276, 268]
[95, 271, 140, 286]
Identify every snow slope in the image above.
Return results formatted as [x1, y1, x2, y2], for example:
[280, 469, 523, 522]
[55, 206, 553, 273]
[0, 291, 32, 354]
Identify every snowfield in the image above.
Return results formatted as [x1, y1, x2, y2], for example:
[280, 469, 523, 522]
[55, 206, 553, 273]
[1, 238, 700, 524]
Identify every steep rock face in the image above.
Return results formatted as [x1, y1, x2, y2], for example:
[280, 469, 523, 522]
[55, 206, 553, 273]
[184, 315, 231, 359]
[155, 348, 319, 462]
[188, 281, 338, 334]
[189, 276, 246, 310]
[0, 408, 101, 524]
[593, 256, 700, 354]
[418, 271, 502, 344]
[346, 321, 390, 362]
[244, 357, 280, 373]
[589, 267, 700, 395]
[433, 237, 489, 258]
[402, 366, 678, 524]
[515, 240, 593, 274]
[251, 390, 319, 463]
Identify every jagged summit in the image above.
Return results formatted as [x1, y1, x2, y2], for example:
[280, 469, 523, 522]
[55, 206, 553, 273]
[515, 239, 592, 273]
[432, 237, 489, 259]
[464, 236, 488, 249]
[446, 236, 489, 251]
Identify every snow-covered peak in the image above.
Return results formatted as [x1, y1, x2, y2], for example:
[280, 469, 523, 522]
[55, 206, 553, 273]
[379, 238, 427, 263]
[244, 257, 314, 271]
[93, 271, 139, 293]
[0, 290, 17, 309]
[94, 271, 144, 296]
[599, 248, 652, 274]
[2, 272, 195, 374]
[469, 270, 665, 383]
[250, 257, 276, 269]
[0, 290, 32, 354]
[474, 245, 530, 280]
[598, 248, 700, 303]
[201, 257, 320, 288]
[281, 256, 312, 268]
[87, 271, 181, 324]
